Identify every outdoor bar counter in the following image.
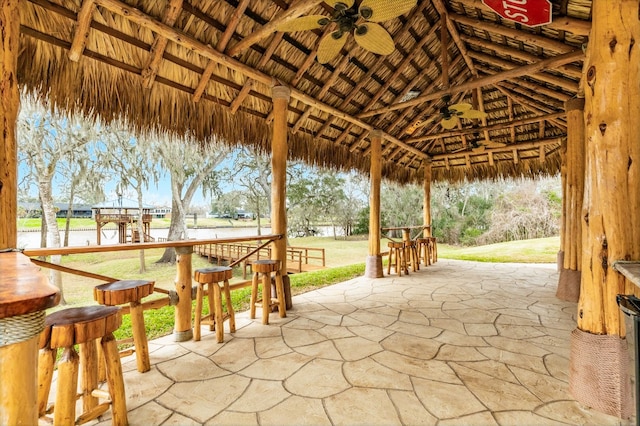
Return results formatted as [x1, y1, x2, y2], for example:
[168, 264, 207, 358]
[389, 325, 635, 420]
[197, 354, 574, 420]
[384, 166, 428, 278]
[0, 251, 60, 424]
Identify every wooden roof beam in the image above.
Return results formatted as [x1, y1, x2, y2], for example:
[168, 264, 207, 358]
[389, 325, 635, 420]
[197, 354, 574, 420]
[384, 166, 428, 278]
[459, 33, 583, 79]
[449, 12, 575, 53]
[226, 0, 324, 57]
[68, 0, 96, 61]
[92, 0, 426, 159]
[431, 137, 562, 161]
[495, 79, 564, 111]
[360, 49, 583, 118]
[230, 32, 285, 114]
[141, 0, 184, 89]
[193, 0, 250, 102]
[493, 85, 566, 130]
[452, 0, 591, 36]
[405, 111, 565, 144]
[468, 50, 578, 92]
[432, 0, 478, 77]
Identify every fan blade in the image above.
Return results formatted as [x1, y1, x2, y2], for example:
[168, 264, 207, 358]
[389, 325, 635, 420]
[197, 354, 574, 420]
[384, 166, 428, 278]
[449, 103, 472, 113]
[317, 31, 347, 64]
[460, 109, 488, 119]
[441, 116, 459, 130]
[354, 23, 395, 56]
[325, 0, 355, 9]
[277, 15, 328, 32]
[359, 0, 417, 22]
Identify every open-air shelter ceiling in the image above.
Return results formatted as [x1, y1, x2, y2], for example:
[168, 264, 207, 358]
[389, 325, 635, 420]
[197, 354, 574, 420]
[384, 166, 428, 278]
[19, 0, 591, 183]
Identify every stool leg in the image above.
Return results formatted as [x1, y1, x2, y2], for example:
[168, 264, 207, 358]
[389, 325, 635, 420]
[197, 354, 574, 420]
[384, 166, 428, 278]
[130, 300, 150, 373]
[37, 347, 56, 417]
[396, 249, 402, 277]
[274, 272, 287, 319]
[250, 273, 259, 320]
[80, 341, 99, 414]
[54, 347, 79, 426]
[96, 340, 106, 383]
[223, 279, 236, 333]
[212, 284, 224, 343]
[387, 249, 393, 275]
[101, 333, 128, 426]
[207, 282, 215, 332]
[194, 283, 204, 341]
[262, 273, 271, 325]
[412, 246, 419, 272]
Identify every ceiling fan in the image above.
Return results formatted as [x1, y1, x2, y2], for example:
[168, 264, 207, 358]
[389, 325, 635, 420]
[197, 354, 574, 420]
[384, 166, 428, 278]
[277, 0, 418, 64]
[437, 94, 488, 130]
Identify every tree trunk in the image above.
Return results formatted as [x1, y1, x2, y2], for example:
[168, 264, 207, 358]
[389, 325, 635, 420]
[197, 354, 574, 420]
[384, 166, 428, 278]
[38, 175, 66, 304]
[570, 0, 640, 418]
[137, 184, 146, 273]
[63, 184, 76, 247]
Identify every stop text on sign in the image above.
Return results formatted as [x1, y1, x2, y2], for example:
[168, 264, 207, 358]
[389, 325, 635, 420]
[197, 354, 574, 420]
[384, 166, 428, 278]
[481, 0, 552, 27]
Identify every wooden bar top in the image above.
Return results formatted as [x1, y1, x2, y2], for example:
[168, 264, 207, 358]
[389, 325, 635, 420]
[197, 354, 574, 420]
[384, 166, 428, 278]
[0, 252, 60, 319]
[613, 261, 640, 288]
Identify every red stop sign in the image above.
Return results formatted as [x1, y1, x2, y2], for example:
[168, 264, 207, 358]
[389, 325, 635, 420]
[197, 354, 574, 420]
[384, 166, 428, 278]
[481, 0, 552, 27]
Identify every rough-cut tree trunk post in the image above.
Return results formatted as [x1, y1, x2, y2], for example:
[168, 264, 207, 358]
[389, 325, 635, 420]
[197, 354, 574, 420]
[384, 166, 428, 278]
[556, 98, 585, 302]
[0, 3, 41, 425]
[173, 246, 193, 341]
[271, 86, 291, 306]
[569, 0, 640, 418]
[423, 161, 432, 238]
[0, 0, 18, 250]
[365, 130, 383, 278]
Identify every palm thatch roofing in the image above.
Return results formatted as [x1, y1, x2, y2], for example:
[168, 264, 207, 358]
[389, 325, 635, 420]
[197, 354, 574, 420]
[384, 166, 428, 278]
[18, 0, 592, 183]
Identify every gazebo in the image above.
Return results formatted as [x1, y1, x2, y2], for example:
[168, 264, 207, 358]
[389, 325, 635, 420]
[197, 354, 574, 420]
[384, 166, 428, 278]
[0, 0, 638, 422]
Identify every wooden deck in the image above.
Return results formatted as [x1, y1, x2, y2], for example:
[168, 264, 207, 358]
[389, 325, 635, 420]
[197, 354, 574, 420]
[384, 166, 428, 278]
[194, 242, 326, 276]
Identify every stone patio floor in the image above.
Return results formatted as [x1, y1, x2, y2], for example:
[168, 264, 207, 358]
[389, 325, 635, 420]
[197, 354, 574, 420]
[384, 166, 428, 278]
[95, 259, 630, 425]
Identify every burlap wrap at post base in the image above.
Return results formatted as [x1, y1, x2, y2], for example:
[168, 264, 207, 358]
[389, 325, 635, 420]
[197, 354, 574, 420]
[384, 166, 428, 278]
[569, 328, 632, 419]
[364, 255, 383, 278]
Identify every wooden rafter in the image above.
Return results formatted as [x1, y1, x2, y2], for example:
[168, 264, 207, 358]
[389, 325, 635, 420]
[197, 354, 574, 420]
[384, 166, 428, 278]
[431, 0, 478, 77]
[431, 137, 561, 161]
[226, 0, 324, 57]
[493, 85, 566, 130]
[360, 49, 583, 118]
[68, 0, 96, 61]
[193, 0, 250, 102]
[141, 0, 184, 89]
[91, 0, 427, 159]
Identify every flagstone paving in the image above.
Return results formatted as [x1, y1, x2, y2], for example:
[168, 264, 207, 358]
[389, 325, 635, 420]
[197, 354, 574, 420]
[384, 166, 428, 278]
[86, 259, 631, 425]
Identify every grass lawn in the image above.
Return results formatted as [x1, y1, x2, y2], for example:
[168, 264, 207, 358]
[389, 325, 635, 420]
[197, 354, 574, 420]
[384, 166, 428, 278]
[45, 235, 560, 345]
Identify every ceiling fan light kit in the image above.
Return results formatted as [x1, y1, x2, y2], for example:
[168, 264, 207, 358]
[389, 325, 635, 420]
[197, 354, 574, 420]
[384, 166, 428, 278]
[277, 0, 418, 63]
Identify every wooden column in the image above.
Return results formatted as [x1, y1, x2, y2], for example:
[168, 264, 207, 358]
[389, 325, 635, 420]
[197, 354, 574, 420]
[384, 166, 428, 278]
[365, 130, 383, 278]
[0, 0, 19, 250]
[570, 0, 640, 418]
[423, 161, 432, 238]
[173, 246, 193, 341]
[556, 98, 585, 303]
[271, 86, 291, 306]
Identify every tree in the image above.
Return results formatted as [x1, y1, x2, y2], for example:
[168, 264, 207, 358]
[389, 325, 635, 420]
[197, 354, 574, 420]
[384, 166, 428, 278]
[18, 95, 101, 304]
[101, 122, 160, 272]
[156, 137, 231, 263]
[225, 147, 271, 236]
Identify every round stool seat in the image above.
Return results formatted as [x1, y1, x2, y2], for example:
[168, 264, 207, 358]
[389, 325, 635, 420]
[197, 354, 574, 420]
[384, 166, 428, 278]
[194, 266, 233, 283]
[251, 259, 280, 273]
[94, 279, 154, 306]
[388, 241, 404, 249]
[39, 305, 121, 349]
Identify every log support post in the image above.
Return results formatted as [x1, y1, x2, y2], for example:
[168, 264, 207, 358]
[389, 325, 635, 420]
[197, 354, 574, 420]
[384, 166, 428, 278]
[365, 130, 383, 278]
[423, 161, 432, 238]
[271, 86, 292, 307]
[173, 246, 193, 341]
[569, 0, 640, 419]
[556, 98, 585, 302]
[0, 0, 19, 250]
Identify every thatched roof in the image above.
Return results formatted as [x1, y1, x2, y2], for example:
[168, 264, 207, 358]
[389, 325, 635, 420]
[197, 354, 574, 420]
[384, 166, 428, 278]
[18, 0, 591, 183]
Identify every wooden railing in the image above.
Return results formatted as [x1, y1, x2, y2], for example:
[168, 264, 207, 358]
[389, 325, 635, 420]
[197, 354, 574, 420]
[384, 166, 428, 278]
[22, 234, 283, 342]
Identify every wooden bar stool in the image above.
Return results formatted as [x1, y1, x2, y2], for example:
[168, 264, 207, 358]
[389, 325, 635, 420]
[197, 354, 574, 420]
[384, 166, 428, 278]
[428, 237, 438, 263]
[37, 306, 128, 426]
[94, 279, 154, 373]
[405, 240, 420, 272]
[387, 241, 406, 276]
[250, 260, 286, 325]
[416, 238, 431, 266]
[193, 266, 236, 343]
